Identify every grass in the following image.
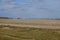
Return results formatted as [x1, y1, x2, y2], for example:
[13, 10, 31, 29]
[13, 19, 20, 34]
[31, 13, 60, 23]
[0, 19, 60, 26]
[0, 25, 60, 40]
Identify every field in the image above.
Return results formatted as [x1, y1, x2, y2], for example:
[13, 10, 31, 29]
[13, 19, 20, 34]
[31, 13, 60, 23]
[0, 19, 60, 40]
[0, 25, 60, 40]
[0, 19, 60, 29]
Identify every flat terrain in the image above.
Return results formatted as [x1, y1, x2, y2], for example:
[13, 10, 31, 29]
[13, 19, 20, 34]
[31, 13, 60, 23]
[0, 25, 60, 40]
[0, 19, 60, 29]
[0, 19, 60, 40]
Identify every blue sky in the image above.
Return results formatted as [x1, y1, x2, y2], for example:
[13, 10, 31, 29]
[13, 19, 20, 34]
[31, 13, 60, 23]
[0, 0, 60, 18]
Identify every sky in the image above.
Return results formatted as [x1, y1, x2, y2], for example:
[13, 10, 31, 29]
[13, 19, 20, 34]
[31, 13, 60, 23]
[0, 0, 60, 18]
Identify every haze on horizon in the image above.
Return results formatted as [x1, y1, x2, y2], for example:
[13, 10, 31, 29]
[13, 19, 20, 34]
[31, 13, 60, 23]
[0, 0, 60, 18]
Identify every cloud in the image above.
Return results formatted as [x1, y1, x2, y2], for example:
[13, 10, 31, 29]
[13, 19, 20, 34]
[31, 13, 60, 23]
[0, 0, 60, 18]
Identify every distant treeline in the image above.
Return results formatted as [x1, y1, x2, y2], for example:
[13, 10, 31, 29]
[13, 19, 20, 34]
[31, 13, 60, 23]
[55, 19, 60, 20]
[0, 17, 21, 19]
[0, 17, 11, 19]
[0, 17, 60, 20]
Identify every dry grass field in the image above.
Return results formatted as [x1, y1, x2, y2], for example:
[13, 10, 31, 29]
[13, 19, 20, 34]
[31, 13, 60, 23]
[0, 19, 60, 40]
[0, 19, 60, 26]
[0, 19, 60, 25]
[0, 25, 60, 40]
[0, 19, 60, 29]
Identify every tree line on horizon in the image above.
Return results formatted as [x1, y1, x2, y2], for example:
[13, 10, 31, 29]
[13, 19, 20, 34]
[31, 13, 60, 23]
[0, 17, 60, 20]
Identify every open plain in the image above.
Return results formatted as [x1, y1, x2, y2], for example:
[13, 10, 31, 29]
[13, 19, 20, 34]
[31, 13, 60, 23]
[0, 19, 60, 40]
[0, 19, 60, 29]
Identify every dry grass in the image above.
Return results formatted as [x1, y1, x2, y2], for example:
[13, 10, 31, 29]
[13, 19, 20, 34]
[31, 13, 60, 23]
[0, 25, 60, 40]
[0, 19, 60, 26]
[0, 19, 60, 40]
